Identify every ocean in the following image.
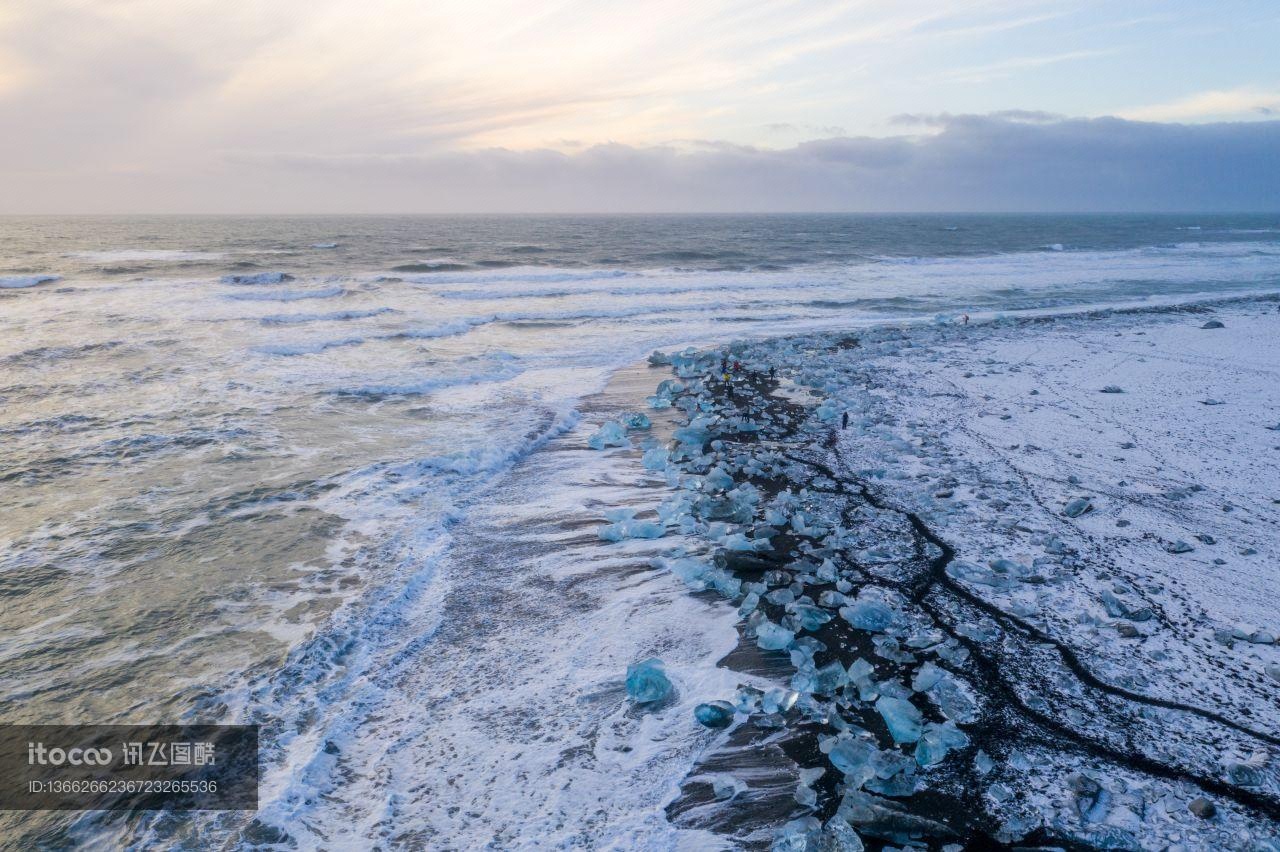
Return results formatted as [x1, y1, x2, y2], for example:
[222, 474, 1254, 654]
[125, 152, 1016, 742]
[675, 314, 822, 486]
[2, 213, 1279, 847]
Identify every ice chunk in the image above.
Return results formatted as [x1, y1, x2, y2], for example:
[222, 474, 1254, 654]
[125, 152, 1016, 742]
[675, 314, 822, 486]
[828, 736, 877, 783]
[588, 421, 630, 449]
[648, 350, 673, 366]
[673, 416, 714, 449]
[757, 621, 796, 651]
[642, 447, 670, 470]
[772, 817, 821, 852]
[840, 596, 899, 632]
[1063, 497, 1093, 517]
[762, 688, 799, 714]
[694, 701, 735, 729]
[622, 411, 652, 430]
[598, 517, 665, 541]
[792, 603, 834, 632]
[915, 721, 969, 766]
[625, 658, 672, 704]
[711, 774, 746, 801]
[874, 696, 923, 744]
[704, 466, 735, 491]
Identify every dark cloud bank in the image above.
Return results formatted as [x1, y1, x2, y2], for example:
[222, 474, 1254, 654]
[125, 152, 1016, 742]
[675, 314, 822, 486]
[11, 114, 1280, 213]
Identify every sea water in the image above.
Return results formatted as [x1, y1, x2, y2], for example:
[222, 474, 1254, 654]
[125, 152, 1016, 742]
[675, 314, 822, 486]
[2, 214, 1279, 847]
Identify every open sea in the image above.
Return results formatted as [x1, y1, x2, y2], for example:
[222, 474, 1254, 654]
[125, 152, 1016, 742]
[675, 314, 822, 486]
[2, 214, 1279, 848]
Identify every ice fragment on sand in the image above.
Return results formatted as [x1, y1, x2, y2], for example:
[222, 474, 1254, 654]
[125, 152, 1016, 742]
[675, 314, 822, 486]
[625, 658, 672, 704]
[648, 350, 672, 366]
[1164, 540, 1194, 554]
[588, 421, 629, 449]
[757, 621, 797, 651]
[1200, 320, 1225, 329]
[704, 466, 734, 491]
[874, 696, 923, 744]
[915, 721, 969, 766]
[762, 688, 799, 714]
[694, 701, 735, 729]
[622, 411, 652, 430]
[1099, 385, 1123, 393]
[839, 594, 900, 632]
[641, 447, 669, 470]
[1063, 497, 1093, 517]
[712, 774, 746, 800]
[772, 817, 821, 852]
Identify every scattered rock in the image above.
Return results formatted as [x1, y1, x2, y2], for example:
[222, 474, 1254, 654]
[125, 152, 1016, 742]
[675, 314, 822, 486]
[1188, 797, 1217, 818]
[1195, 534, 1216, 545]
[1164, 540, 1195, 554]
[1200, 399, 1225, 406]
[1116, 623, 1139, 638]
[1100, 385, 1124, 394]
[1200, 320, 1225, 329]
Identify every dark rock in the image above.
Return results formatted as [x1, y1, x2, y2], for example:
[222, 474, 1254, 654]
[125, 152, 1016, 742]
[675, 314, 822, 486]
[1189, 797, 1217, 818]
[1200, 320, 1225, 329]
[1116, 623, 1139, 638]
[1100, 385, 1123, 394]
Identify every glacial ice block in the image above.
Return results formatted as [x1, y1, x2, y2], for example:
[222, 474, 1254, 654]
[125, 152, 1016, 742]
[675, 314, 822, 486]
[694, 701, 735, 729]
[588, 421, 630, 449]
[626, 658, 673, 704]
[875, 696, 924, 744]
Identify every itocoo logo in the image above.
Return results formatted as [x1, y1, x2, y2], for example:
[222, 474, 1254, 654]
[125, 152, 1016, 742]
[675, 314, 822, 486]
[27, 742, 113, 766]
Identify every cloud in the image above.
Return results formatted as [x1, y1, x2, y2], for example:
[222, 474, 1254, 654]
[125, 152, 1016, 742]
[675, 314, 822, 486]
[6, 114, 1276, 213]
[1120, 87, 1280, 122]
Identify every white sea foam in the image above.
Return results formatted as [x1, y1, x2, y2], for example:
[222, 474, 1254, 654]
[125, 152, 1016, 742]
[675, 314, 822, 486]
[71, 249, 224, 262]
[253, 337, 366, 356]
[221, 271, 295, 285]
[260, 308, 394, 324]
[225, 286, 345, 301]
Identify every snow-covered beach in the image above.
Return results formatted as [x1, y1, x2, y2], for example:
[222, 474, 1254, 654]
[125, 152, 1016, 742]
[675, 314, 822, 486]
[622, 294, 1280, 849]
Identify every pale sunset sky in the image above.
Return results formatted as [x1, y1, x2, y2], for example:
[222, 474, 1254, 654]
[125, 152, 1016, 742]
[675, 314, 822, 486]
[1, 0, 1277, 212]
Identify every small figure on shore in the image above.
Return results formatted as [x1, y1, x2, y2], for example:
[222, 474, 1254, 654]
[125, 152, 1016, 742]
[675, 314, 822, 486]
[842, 411, 849, 430]
[733, 360, 742, 372]
[769, 366, 776, 381]
[962, 314, 970, 325]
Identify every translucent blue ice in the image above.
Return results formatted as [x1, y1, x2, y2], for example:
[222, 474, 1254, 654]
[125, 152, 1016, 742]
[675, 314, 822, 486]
[694, 701, 735, 728]
[588, 421, 630, 450]
[875, 696, 923, 744]
[757, 621, 796, 651]
[625, 658, 672, 704]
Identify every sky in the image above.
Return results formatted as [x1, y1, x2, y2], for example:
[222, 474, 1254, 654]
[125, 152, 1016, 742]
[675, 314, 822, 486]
[1, 0, 1277, 213]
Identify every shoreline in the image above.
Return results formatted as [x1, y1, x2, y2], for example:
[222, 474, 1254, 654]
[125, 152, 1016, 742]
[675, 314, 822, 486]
[613, 293, 1280, 849]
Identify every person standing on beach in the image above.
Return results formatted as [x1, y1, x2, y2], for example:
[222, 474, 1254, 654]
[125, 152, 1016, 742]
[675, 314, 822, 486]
[842, 411, 849, 430]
